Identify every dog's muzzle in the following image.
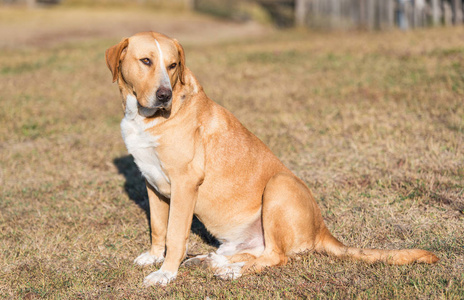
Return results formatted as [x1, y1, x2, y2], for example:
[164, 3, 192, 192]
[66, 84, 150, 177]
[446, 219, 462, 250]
[137, 87, 173, 117]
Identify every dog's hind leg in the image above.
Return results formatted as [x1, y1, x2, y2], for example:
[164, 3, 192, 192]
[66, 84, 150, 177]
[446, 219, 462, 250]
[188, 172, 324, 280]
[239, 172, 324, 275]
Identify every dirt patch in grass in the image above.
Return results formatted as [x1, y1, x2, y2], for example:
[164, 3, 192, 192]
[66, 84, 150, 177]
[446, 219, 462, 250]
[1, 6, 463, 299]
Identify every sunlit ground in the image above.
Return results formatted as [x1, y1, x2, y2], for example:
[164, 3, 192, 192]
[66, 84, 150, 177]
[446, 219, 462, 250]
[1, 5, 463, 299]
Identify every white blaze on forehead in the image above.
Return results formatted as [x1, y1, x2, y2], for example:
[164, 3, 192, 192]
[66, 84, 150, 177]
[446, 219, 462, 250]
[154, 39, 171, 89]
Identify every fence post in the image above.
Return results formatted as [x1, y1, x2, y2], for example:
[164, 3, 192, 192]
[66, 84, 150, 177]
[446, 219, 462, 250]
[452, 0, 463, 24]
[366, 0, 375, 29]
[330, 0, 341, 28]
[386, 0, 395, 29]
[358, 0, 364, 28]
[431, 0, 441, 26]
[350, 0, 359, 28]
[295, 0, 307, 26]
[413, 0, 426, 27]
[443, 0, 453, 26]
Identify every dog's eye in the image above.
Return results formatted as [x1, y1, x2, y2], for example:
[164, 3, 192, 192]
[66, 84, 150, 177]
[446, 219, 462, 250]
[140, 58, 151, 66]
[168, 63, 177, 70]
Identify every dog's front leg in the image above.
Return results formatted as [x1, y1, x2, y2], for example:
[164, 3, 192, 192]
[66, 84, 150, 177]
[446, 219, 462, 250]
[134, 181, 169, 266]
[143, 175, 199, 286]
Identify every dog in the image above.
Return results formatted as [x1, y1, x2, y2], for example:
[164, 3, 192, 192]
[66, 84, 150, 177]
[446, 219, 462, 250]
[105, 32, 438, 286]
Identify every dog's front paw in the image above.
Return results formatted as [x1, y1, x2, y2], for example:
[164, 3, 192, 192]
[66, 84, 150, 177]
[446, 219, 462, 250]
[143, 269, 177, 287]
[134, 251, 164, 266]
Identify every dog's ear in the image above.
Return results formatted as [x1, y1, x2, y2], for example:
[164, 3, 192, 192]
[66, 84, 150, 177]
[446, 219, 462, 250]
[105, 38, 129, 83]
[173, 39, 186, 85]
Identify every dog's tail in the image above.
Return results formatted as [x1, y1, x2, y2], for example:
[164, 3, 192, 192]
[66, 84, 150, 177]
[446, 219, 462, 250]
[315, 226, 439, 265]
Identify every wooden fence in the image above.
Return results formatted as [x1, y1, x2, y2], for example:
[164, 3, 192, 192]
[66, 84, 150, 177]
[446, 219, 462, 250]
[295, 0, 464, 29]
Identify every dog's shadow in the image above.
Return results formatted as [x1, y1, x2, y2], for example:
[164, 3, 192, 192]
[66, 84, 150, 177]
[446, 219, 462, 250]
[113, 155, 218, 248]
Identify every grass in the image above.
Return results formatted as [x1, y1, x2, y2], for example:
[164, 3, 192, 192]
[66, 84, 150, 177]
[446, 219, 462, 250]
[1, 5, 463, 299]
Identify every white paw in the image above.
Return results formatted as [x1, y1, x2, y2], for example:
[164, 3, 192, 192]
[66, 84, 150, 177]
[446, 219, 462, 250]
[143, 269, 177, 287]
[134, 251, 164, 266]
[214, 262, 245, 280]
[204, 253, 244, 280]
[205, 252, 229, 268]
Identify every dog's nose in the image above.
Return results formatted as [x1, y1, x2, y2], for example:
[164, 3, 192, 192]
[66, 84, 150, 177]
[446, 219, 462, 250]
[156, 87, 172, 103]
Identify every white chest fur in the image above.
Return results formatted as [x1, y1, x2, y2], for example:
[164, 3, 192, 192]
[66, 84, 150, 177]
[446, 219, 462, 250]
[120, 95, 171, 197]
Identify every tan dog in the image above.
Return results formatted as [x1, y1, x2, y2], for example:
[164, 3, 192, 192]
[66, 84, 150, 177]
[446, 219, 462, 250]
[105, 32, 438, 286]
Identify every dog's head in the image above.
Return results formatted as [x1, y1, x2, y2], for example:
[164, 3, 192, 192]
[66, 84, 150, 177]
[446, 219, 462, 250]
[105, 32, 185, 116]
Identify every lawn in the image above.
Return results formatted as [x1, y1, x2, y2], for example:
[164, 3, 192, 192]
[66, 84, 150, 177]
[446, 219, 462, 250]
[0, 5, 463, 299]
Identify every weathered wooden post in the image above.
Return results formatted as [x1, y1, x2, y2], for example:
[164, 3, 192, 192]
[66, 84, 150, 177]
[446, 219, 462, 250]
[295, 0, 308, 26]
[366, 0, 375, 30]
[349, 0, 358, 28]
[413, 0, 426, 27]
[313, 0, 321, 28]
[330, 0, 341, 28]
[386, 0, 395, 29]
[378, 0, 395, 30]
[452, 0, 463, 24]
[443, 0, 453, 26]
[431, 0, 441, 26]
[359, 0, 366, 28]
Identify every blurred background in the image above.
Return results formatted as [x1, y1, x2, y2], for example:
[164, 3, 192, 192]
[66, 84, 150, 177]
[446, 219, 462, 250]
[2, 0, 464, 30]
[1, 0, 463, 299]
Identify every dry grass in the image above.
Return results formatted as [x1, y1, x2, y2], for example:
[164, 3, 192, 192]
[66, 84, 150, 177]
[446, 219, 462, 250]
[1, 5, 463, 299]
